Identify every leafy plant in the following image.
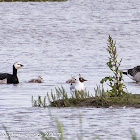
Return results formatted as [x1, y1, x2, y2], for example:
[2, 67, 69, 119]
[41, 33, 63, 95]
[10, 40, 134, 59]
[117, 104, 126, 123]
[100, 35, 128, 97]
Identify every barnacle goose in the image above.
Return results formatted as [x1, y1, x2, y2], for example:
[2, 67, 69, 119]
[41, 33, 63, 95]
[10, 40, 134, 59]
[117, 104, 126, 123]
[28, 76, 43, 83]
[123, 66, 140, 82]
[0, 62, 23, 84]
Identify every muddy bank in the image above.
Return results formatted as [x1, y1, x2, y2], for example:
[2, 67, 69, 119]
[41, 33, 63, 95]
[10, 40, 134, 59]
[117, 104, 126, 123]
[50, 94, 140, 108]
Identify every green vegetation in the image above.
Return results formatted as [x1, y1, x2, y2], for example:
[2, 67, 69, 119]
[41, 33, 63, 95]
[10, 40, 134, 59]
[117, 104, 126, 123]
[0, 0, 67, 2]
[100, 35, 128, 97]
[32, 95, 47, 107]
[3, 125, 11, 140]
[31, 35, 140, 108]
[32, 85, 140, 108]
[130, 129, 137, 140]
[32, 86, 91, 107]
[2, 120, 138, 140]
[39, 118, 63, 140]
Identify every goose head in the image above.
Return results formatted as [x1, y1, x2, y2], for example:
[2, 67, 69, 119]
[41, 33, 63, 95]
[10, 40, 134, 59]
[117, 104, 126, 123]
[71, 75, 77, 83]
[38, 76, 43, 81]
[14, 62, 23, 69]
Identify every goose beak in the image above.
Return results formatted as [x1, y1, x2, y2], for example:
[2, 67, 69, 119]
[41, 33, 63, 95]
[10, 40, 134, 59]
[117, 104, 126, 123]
[20, 64, 24, 67]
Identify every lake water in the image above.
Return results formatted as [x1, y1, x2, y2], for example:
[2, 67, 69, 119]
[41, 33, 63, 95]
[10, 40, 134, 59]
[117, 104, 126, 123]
[0, 0, 140, 139]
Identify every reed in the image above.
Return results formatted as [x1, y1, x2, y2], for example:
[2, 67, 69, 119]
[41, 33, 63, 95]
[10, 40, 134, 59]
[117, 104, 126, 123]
[3, 125, 11, 140]
[39, 118, 62, 140]
[2, 124, 138, 140]
[32, 86, 92, 107]
[48, 87, 91, 107]
[32, 95, 47, 107]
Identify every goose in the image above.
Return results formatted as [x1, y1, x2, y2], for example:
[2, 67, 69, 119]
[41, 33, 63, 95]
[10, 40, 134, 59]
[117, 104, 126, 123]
[66, 76, 76, 84]
[75, 74, 87, 91]
[66, 76, 77, 91]
[28, 76, 43, 83]
[0, 78, 7, 84]
[123, 66, 140, 82]
[0, 62, 23, 84]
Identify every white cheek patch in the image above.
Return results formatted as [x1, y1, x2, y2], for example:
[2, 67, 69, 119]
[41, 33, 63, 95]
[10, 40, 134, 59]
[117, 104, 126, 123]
[14, 62, 22, 69]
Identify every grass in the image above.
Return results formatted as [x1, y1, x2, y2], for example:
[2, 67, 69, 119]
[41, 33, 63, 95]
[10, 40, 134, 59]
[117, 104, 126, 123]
[39, 118, 62, 140]
[2, 120, 138, 140]
[32, 95, 47, 107]
[32, 86, 91, 107]
[32, 86, 140, 108]
[3, 125, 11, 140]
[130, 129, 137, 140]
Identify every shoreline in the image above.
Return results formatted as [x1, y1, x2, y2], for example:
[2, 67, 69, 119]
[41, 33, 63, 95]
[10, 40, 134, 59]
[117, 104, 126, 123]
[49, 94, 140, 108]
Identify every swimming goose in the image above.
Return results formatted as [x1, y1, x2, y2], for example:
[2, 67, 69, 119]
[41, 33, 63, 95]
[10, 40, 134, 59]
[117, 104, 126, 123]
[66, 76, 76, 84]
[0, 78, 7, 84]
[0, 62, 23, 84]
[123, 66, 140, 82]
[75, 74, 87, 91]
[28, 76, 43, 83]
[66, 76, 77, 91]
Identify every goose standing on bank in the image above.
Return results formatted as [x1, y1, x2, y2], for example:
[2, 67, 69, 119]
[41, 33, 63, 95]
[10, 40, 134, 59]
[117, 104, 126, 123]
[0, 62, 23, 84]
[75, 74, 87, 91]
[28, 76, 43, 83]
[123, 66, 140, 82]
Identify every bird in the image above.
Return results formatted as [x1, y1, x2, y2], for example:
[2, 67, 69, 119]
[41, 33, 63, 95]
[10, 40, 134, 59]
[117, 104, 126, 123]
[0, 62, 23, 84]
[123, 66, 140, 82]
[66, 76, 76, 84]
[0, 78, 7, 84]
[28, 76, 43, 83]
[66, 76, 77, 91]
[75, 74, 87, 91]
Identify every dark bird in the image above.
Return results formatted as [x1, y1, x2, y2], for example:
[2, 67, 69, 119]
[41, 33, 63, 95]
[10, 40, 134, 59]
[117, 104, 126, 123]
[0, 62, 23, 84]
[123, 66, 140, 82]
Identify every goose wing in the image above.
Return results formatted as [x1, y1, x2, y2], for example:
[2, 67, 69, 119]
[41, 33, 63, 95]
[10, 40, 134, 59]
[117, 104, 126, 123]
[0, 73, 12, 80]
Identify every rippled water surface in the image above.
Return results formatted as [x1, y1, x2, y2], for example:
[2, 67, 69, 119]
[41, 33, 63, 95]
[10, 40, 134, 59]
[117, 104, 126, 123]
[0, 0, 140, 139]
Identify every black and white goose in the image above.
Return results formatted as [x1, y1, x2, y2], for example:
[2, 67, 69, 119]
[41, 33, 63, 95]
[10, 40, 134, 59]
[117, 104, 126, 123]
[123, 66, 140, 82]
[0, 62, 23, 84]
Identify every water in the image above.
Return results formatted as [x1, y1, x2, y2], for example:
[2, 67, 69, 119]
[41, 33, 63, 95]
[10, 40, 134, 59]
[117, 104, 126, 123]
[0, 0, 140, 139]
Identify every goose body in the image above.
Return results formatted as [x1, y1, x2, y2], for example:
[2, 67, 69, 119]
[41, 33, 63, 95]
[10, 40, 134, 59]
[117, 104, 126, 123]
[0, 78, 7, 84]
[28, 76, 43, 83]
[123, 66, 140, 82]
[66, 76, 76, 84]
[66, 76, 76, 91]
[0, 62, 23, 84]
